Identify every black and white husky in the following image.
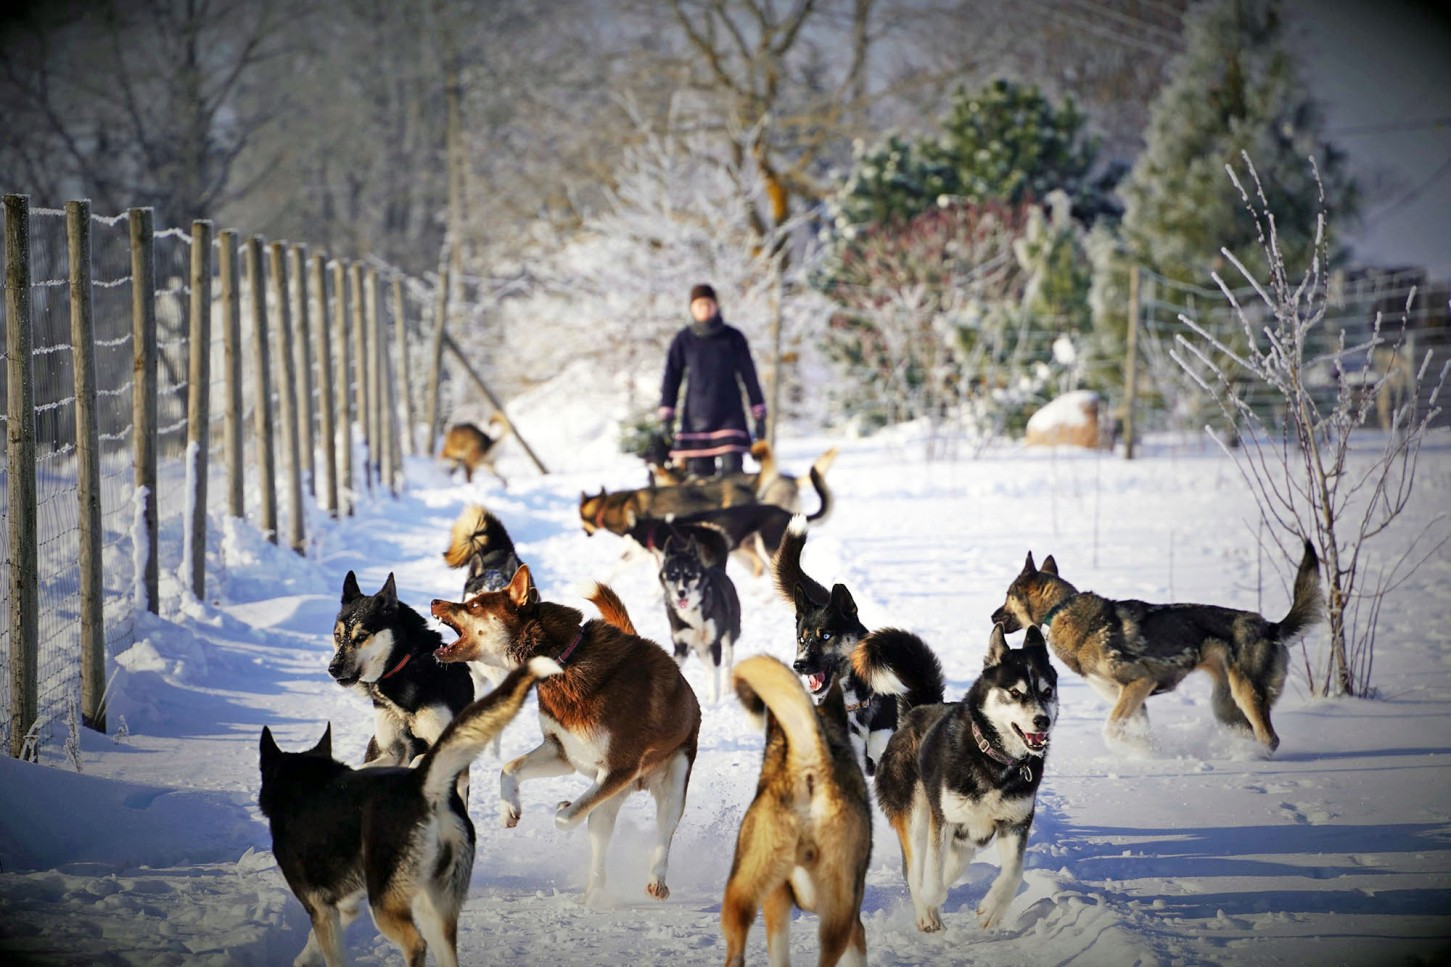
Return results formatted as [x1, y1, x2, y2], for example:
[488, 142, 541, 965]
[870, 623, 1058, 933]
[330, 571, 476, 766]
[772, 515, 944, 775]
[259, 659, 558, 967]
[660, 535, 741, 704]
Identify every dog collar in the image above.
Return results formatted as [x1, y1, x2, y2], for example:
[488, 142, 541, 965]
[379, 652, 412, 680]
[971, 719, 1035, 782]
[844, 698, 871, 713]
[557, 626, 585, 664]
[1039, 599, 1069, 630]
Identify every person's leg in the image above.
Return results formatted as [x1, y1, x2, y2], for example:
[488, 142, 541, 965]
[718, 452, 743, 475]
[687, 456, 717, 477]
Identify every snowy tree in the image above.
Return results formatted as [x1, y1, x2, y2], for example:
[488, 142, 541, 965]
[1173, 158, 1447, 698]
[1119, 0, 1355, 286]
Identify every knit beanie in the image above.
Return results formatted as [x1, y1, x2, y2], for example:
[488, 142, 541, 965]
[689, 283, 718, 304]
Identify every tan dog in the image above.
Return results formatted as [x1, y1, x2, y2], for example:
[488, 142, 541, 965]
[991, 541, 1321, 751]
[578, 479, 757, 536]
[723, 655, 870, 966]
[440, 413, 508, 484]
[651, 441, 838, 520]
[430, 567, 700, 904]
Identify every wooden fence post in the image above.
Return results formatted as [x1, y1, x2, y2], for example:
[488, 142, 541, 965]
[313, 253, 339, 518]
[269, 242, 305, 554]
[246, 236, 277, 543]
[423, 262, 449, 459]
[219, 230, 244, 518]
[1123, 262, 1141, 461]
[291, 244, 316, 499]
[392, 274, 415, 458]
[349, 262, 372, 495]
[67, 200, 106, 732]
[5, 194, 39, 758]
[130, 207, 159, 612]
[334, 260, 354, 515]
[184, 219, 213, 598]
[365, 266, 386, 492]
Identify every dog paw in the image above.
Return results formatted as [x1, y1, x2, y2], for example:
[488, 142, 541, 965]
[646, 878, 670, 901]
[555, 801, 583, 830]
[915, 908, 943, 933]
[976, 895, 1011, 930]
[500, 801, 521, 828]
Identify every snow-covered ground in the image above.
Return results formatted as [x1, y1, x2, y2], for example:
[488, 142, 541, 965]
[2, 411, 1449, 965]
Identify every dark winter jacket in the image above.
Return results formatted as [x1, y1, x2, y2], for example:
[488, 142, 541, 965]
[659, 314, 765, 460]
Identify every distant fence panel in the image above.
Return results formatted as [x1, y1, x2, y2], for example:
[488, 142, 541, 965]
[1, 195, 432, 759]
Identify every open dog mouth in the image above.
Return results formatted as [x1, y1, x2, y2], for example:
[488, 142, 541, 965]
[802, 670, 833, 696]
[1013, 724, 1050, 752]
[429, 605, 467, 659]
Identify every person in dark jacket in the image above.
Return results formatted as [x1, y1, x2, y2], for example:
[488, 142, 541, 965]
[659, 283, 767, 477]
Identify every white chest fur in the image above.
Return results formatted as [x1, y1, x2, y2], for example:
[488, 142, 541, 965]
[540, 713, 611, 774]
[939, 785, 1035, 843]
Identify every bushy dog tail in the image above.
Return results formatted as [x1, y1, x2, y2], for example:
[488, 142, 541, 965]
[804, 464, 833, 523]
[733, 655, 830, 774]
[851, 629, 946, 712]
[583, 582, 638, 636]
[772, 514, 829, 607]
[420, 657, 560, 807]
[1274, 538, 1323, 644]
[443, 504, 492, 569]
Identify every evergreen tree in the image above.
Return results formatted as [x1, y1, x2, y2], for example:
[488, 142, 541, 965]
[1119, 0, 1355, 285]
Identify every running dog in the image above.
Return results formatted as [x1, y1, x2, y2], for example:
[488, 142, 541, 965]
[874, 623, 1057, 933]
[260, 659, 557, 967]
[772, 515, 945, 775]
[440, 414, 509, 485]
[331, 571, 475, 767]
[991, 540, 1321, 751]
[722, 655, 870, 967]
[660, 535, 742, 704]
[430, 567, 701, 904]
[442, 503, 527, 599]
[651, 440, 839, 519]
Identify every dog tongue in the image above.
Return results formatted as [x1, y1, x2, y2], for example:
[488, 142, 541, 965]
[808, 673, 827, 692]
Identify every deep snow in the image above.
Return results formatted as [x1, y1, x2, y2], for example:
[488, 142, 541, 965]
[2, 405, 1449, 966]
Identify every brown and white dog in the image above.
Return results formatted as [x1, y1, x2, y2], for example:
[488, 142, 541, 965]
[440, 414, 509, 485]
[430, 566, 700, 905]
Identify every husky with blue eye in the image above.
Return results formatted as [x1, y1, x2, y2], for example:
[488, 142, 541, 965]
[873, 623, 1058, 933]
[659, 534, 742, 704]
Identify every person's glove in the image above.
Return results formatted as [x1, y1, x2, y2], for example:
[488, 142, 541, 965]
[658, 407, 675, 445]
[753, 418, 768, 443]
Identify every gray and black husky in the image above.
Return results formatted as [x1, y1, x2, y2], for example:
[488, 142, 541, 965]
[259, 659, 558, 967]
[872, 623, 1057, 934]
[991, 540, 1321, 751]
[772, 515, 944, 775]
[442, 503, 528, 599]
[660, 534, 742, 704]
[331, 571, 476, 766]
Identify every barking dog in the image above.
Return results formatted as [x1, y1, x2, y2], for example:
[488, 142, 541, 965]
[259, 659, 558, 967]
[439, 414, 508, 485]
[722, 656, 871, 967]
[660, 535, 742, 704]
[875, 624, 1057, 933]
[430, 567, 701, 904]
[991, 540, 1321, 751]
[442, 503, 527, 599]
[772, 515, 945, 775]
[331, 571, 475, 767]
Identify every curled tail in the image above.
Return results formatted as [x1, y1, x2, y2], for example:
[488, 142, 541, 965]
[1274, 538, 1323, 644]
[733, 655, 830, 775]
[584, 582, 637, 636]
[851, 629, 946, 713]
[804, 465, 832, 524]
[443, 504, 492, 569]
[420, 657, 561, 807]
[772, 514, 828, 607]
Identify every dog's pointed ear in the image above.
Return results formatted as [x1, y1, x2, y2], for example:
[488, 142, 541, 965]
[1023, 625, 1049, 655]
[467, 554, 486, 580]
[341, 570, 362, 604]
[1040, 555, 1058, 576]
[793, 582, 813, 616]
[379, 573, 398, 609]
[310, 723, 332, 758]
[985, 622, 1010, 668]
[1021, 552, 1037, 577]
[507, 565, 533, 607]
[829, 583, 858, 618]
[662, 535, 678, 556]
[259, 725, 280, 761]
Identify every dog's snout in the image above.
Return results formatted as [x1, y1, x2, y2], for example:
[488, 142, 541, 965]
[792, 659, 810, 674]
[1033, 714, 1051, 731]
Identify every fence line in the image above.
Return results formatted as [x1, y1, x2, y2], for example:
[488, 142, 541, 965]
[1, 193, 476, 760]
